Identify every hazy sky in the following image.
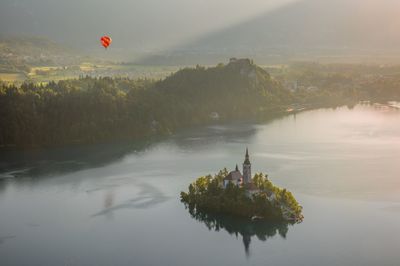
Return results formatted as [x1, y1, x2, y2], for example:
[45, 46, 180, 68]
[2, 0, 400, 62]
[0, 0, 298, 52]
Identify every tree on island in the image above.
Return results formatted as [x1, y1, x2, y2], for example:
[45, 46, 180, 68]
[180, 169, 303, 222]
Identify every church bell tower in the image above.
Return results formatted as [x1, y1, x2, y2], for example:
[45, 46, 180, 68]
[243, 148, 251, 184]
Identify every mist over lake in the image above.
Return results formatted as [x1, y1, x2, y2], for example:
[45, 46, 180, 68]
[1, 105, 399, 266]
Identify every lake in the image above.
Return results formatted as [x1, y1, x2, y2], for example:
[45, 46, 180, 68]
[1, 104, 400, 266]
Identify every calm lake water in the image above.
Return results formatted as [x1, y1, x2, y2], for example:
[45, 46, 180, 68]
[1, 105, 400, 266]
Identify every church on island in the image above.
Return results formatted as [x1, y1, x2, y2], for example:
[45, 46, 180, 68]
[223, 148, 260, 196]
[181, 147, 303, 222]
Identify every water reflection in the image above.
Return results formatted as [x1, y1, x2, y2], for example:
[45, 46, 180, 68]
[91, 182, 170, 217]
[0, 123, 259, 181]
[0, 141, 155, 179]
[172, 123, 258, 149]
[186, 206, 292, 258]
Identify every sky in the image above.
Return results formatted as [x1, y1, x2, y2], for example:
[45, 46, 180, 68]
[2, 0, 400, 62]
[0, 0, 298, 52]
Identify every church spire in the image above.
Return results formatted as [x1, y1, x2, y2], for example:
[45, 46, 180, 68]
[243, 147, 251, 184]
[244, 147, 250, 164]
[235, 164, 239, 171]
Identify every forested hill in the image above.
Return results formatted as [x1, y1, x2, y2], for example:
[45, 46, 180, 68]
[152, 58, 291, 118]
[0, 59, 292, 149]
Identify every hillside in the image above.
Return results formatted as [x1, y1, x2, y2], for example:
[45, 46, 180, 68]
[0, 36, 83, 84]
[152, 58, 291, 119]
[0, 36, 79, 70]
[0, 59, 290, 148]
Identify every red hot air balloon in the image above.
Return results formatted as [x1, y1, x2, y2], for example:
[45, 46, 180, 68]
[100, 35, 112, 49]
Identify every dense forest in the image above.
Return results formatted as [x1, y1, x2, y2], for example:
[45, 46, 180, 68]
[1, 59, 399, 149]
[0, 59, 288, 148]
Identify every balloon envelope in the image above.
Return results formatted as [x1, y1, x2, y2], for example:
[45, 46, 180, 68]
[100, 36, 112, 49]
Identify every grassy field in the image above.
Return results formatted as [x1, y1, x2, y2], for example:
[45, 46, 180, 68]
[1, 63, 181, 85]
[0, 73, 27, 83]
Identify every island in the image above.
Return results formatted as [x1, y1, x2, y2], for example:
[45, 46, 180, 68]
[181, 148, 303, 222]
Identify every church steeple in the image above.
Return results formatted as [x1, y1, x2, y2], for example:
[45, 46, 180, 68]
[235, 164, 239, 171]
[243, 148, 251, 184]
[244, 147, 250, 164]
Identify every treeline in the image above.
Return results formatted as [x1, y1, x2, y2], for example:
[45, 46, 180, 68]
[2, 59, 398, 149]
[0, 60, 293, 148]
[274, 62, 400, 103]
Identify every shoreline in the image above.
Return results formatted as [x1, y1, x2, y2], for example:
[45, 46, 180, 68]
[2, 99, 397, 152]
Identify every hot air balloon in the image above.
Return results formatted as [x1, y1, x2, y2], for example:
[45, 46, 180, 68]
[100, 35, 112, 49]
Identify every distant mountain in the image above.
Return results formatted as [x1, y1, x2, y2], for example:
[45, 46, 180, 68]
[0, 0, 296, 60]
[136, 0, 400, 65]
[3, 0, 400, 64]
[0, 36, 80, 68]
